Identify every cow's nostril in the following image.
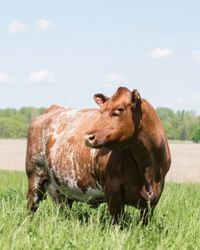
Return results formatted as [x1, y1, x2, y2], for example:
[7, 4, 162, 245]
[88, 134, 95, 141]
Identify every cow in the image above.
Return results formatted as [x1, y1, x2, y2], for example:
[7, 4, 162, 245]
[25, 87, 171, 224]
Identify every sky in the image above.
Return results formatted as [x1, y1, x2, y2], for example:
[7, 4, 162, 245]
[0, 0, 200, 113]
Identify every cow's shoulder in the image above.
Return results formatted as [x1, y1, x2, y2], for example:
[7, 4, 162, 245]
[141, 99, 171, 163]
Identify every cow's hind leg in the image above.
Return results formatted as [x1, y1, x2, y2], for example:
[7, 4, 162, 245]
[27, 170, 48, 213]
[47, 183, 73, 210]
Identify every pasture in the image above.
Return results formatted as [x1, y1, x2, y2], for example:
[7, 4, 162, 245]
[0, 170, 200, 250]
[0, 140, 200, 249]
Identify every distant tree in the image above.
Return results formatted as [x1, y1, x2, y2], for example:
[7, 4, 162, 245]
[19, 107, 45, 123]
[157, 108, 200, 142]
[0, 108, 17, 118]
[0, 106, 199, 140]
[192, 128, 200, 143]
[157, 108, 176, 139]
[0, 117, 27, 138]
[179, 126, 187, 141]
[0, 107, 44, 138]
[156, 108, 175, 122]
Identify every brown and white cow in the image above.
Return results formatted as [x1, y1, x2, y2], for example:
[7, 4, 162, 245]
[26, 87, 171, 223]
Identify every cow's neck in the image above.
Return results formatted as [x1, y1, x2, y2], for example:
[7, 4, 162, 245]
[129, 132, 154, 171]
[130, 99, 159, 165]
[129, 102, 164, 182]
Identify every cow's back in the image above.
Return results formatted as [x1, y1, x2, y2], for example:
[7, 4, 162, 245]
[26, 105, 97, 158]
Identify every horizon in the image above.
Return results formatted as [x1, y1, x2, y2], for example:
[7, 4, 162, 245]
[0, 103, 199, 116]
[1, 1, 200, 113]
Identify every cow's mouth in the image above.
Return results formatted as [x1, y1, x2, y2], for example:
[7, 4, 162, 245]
[84, 132, 107, 149]
[85, 137, 133, 151]
[84, 139, 103, 149]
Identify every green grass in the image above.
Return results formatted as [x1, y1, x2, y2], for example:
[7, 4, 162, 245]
[0, 170, 200, 250]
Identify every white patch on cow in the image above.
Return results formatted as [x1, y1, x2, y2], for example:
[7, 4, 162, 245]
[90, 148, 96, 159]
[67, 110, 82, 135]
[59, 183, 104, 202]
[90, 148, 97, 167]
[34, 176, 39, 191]
[50, 109, 81, 161]
[52, 116, 63, 140]
[33, 175, 41, 203]
[32, 107, 104, 203]
[47, 167, 105, 202]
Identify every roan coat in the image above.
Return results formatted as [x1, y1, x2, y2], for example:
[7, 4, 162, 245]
[26, 87, 171, 223]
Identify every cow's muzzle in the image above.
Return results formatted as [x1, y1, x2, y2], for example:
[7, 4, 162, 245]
[85, 133, 100, 148]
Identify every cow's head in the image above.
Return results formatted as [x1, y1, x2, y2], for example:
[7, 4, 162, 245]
[85, 87, 142, 149]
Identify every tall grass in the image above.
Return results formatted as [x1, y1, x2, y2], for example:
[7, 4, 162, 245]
[0, 170, 199, 250]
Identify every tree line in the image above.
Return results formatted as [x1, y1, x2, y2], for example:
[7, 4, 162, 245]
[0, 107, 45, 138]
[156, 108, 200, 142]
[0, 107, 199, 142]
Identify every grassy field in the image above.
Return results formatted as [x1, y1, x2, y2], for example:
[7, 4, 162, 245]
[0, 171, 200, 250]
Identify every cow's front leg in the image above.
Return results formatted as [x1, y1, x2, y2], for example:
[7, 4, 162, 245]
[105, 181, 124, 224]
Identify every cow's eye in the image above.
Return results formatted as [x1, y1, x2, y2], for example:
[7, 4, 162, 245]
[117, 108, 124, 112]
[112, 108, 124, 116]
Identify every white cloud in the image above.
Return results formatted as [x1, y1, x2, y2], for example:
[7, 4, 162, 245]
[28, 70, 56, 82]
[193, 50, 200, 62]
[150, 48, 173, 59]
[175, 96, 185, 104]
[37, 19, 53, 31]
[104, 73, 124, 87]
[0, 72, 10, 83]
[8, 20, 28, 34]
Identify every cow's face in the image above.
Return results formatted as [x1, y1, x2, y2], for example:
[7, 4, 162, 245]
[85, 87, 142, 149]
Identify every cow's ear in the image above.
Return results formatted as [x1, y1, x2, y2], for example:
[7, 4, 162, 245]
[94, 94, 109, 107]
[132, 89, 142, 109]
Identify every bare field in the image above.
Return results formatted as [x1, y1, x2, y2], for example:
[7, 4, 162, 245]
[0, 139, 199, 183]
[0, 139, 26, 171]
